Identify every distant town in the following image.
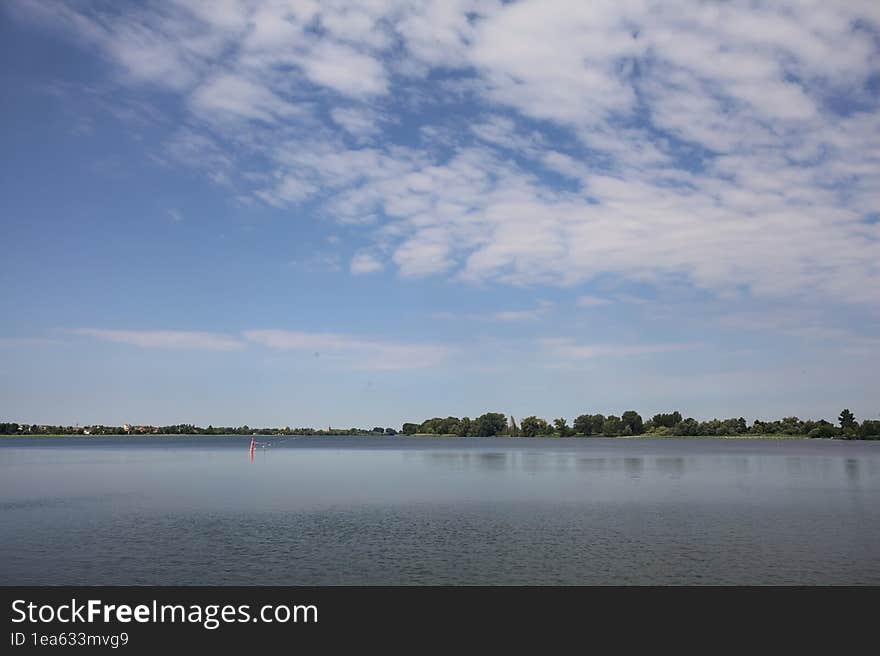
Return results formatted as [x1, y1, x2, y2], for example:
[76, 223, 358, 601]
[0, 423, 397, 437]
[2, 408, 879, 440]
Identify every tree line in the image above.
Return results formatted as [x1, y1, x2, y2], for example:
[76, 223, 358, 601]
[401, 409, 880, 440]
[3, 409, 878, 439]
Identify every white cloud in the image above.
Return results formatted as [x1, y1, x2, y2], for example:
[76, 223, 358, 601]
[425, 301, 554, 322]
[350, 253, 383, 275]
[255, 175, 318, 206]
[540, 337, 699, 361]
[190, 73, 300, 123]
[492, 309, 542, 322]
[392, 226, 455, 277]
[289, 253, 342, 273]
[74, 329, 244, 351]
[298, 41, 388, 97]
[492, 300, 554, 321]
[330, 107, 381, 139]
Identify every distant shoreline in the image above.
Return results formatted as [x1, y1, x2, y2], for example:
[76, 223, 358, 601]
[5, 410, 877, 440]
[0, 433, 840, 440]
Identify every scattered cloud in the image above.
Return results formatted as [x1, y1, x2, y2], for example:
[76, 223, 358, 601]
[331, 107, 381, 140]
[350, 252, 383, 275]
[540, 337, 699, 360]
[492, 301, 554, 321]
[71, 327, 455, 370]
[428, 301, 554, 322]
[190, 73, 301, 124]
[288, 253, 342, 273]
[576, 295, 612, 308]
[13, 0, 880, 307]
[73, 329, 245, 351]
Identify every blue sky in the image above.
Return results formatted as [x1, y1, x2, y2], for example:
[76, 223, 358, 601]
[2, 0, 879, 427]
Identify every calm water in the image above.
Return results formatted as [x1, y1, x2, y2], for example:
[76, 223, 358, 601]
[1, 435, 878, 585]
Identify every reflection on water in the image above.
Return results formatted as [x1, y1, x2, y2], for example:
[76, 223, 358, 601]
[846, 458, 860, 483]
[1, 436, 879, 585]
[623, 457, 643, 478]
[655, 457, 685, 478]
[478, 452, 508, 471]
[417, 448, 877, 488]
[423, 451, 715, 481]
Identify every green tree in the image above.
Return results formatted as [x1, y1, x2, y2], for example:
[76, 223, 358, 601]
[401, 423, 419, 435]
[621, 410, 644, 435]
[808, 424, 837, 439]
[573, 414, 594, 436]
[474, 412, 507, 437]
[602, 415, 623, 436]
[441, 417, 461, 435]
[651, 411, 683, 429]
[779, 416, 803, 435]
[520, 416, 551, 437]
[839, 409, 856, 430]
[859, 420, 880, 440]
[456, 417, 472, 437]
[553, 417, 573, 437]
[419, 417, 442, 434]
[672, 417, 700, 436]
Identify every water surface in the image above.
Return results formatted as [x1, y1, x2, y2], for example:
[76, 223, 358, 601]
[1, 436, 878, 584]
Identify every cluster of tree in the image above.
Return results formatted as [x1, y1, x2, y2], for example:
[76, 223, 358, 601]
[515, 411, 645, 437]
[651, 410, 879, 440]
[399, 409, 880, 440]
[401, 413, 508, 437]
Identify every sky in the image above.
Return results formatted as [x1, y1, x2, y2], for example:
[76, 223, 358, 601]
[1, 0, 879, 428]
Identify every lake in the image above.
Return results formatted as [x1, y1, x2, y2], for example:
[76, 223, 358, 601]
[1, 435, 878, 585]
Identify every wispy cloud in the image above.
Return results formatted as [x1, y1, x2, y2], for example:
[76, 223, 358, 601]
[73, 329, 244, 351]
[492, 300, 554, 321]
[350, 252, 383, 275]
[430, 301, 555, 322]
[288, 253, 342, 273]
[331, 106, 382, 140]
[243, 329, 452, 370]
[540, 337, 699, 361]
[576, 295, 612, 308]
[71, 327, 453, 369]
